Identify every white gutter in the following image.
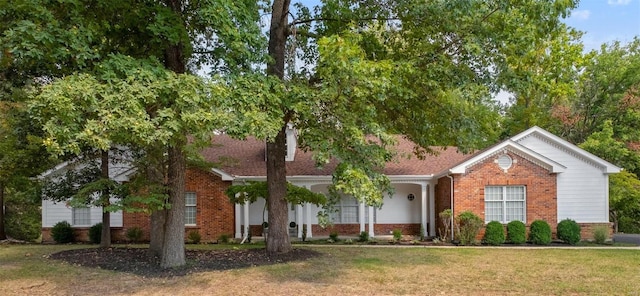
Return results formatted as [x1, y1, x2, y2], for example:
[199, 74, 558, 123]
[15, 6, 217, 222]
[446, 174, 454, 241]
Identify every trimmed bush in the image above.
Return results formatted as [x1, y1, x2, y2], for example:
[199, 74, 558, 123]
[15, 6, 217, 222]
[507, 220, 526, 244]
[593, 226, 609, 244]
[455, 211, 483, 245]
[51, 221, 74, 243]
[126, 227, 143, 243]
[358, 231, 369, 242]
[392, 229, 402, 242]
[329, 231, 339, 241]
[529, 220, 552, 245]
[557, 219, 581, 245]
[187, 230, 201, 244]
[89, 223, 102, 244]
[483, 221, 505, 245]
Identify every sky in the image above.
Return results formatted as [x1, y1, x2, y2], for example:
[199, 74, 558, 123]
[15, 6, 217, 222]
[564, 0, 640, 51]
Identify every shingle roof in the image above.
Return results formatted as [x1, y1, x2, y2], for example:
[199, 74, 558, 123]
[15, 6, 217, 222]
[200, 134, 473, 177]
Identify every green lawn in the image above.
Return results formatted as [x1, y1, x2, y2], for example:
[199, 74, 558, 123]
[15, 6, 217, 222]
[1, 244, 639, 295]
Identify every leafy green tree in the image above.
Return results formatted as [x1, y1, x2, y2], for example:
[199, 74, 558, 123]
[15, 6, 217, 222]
[250, 0, 578, 254]
[608, 171, 640, 233]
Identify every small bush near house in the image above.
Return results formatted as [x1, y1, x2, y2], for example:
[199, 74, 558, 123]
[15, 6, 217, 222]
[187, 230, 201, 244]
[529, 220, 552, 245]
[218, 233, 231, 244]
[392, 229, 402, 242]
[89, 223, 102, 244]
[438, 209, 453, 242]
[51, 221, 74, 244]
[358, 231, 369, 242]
[507, 220, 526, 244]
[593, 226, 609, 244]
[483, 221, 505, 245]
[125, 227, 143, 243]
[329, 231, 339, 242]
[455, 211, 483, 245]
[557, 219, 581, 245]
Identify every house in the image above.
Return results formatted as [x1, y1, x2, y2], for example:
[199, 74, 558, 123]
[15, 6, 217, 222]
[41, 126, 620, 242]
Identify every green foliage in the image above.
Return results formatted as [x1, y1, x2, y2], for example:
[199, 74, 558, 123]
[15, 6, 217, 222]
[618, 216, 640, 234]
[301, 224, 307, 242]
[529, 220, 552, 245]
[557, 219, 581, 245]
[4, 189, 41, 241]
[51, 221, 74, 244]
[483, 221, 505, 246]
[593, 226, 609, 244]
[608, 171, 640, 233]
[187, 230, 201, 244]
[455, 211, 483, 246]
[438, 209, 453, 242]
[125, 227, 143, 243]
[419, 224, 425, 241]
[329, 231, 339, 242]
[358, 231, 370, 243]
[507, 220, 527, 244]
[218, 234, 231, 244]
[226, 181, 327, 206]
[89, 223, 102, 244]
[392, 229, 402, 242]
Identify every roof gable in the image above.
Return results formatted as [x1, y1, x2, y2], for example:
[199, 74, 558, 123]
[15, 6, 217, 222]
[511, 126, 621, 174]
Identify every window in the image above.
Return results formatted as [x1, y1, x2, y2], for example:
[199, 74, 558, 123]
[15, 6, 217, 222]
[484, 186, 526, 223]
[330, 197, 374, 223]
[72, 207, 91, 226]
[185, 192, 197, 225]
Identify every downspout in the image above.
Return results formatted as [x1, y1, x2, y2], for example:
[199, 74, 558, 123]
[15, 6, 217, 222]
[446, 174, 454, 241]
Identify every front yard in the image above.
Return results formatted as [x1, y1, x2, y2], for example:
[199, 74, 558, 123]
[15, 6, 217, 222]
[1, 243, 639, 295]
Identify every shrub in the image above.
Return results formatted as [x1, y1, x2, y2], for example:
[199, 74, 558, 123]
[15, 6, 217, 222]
[455, 211, 483, 245]
[51, 221, 74, 243]
[187, 230, 201, 244]
[5, 191, 41, 242]
[557, 219, 581, 245]
[358, 231, 369, 242]
[329, 231, 339, 241]
[392, 229, 402, 242]
[302, 224, 307, 242]
[126, 227, 143, 243]
[529, 220, 552, 245]
[483, 221, 505, 245]
[438, 209, 453, 242]
[507, 220, 526, 244]
[89, 223, 102, 244]
[593, 226, 609, 244]
[218, 233, 231, 244]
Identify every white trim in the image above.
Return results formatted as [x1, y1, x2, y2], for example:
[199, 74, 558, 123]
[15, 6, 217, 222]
[211, 168, 234, 181]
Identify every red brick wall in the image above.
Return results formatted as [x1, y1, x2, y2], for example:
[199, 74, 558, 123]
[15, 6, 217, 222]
[435, 176, 454, 236]
[435, 151, 558, 238]
[107, 168, 234, 243]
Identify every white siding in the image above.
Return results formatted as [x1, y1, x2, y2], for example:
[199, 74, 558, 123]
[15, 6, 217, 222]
[42, 200, 123, 228]
[517, 135, 609, 223]
[376, 183, 421, 223]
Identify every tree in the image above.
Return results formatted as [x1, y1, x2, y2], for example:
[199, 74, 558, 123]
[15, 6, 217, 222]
[608, 171, 640, 233]
[244, 0, 579, 254]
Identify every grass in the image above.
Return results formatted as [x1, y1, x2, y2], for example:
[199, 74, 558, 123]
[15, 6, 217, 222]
[1, 244, 639, 295]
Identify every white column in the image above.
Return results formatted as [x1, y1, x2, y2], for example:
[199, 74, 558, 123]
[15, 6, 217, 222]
[359, 201, 366, 233]
[243, 203, 250, 239]
[429, 183, 436, 236]
[306, 202, 313, 238]
[368, 206, 375, 237]
[421, 183, 428, 237]
[235, 203, 242, 239]
[296, 204, 303, 238]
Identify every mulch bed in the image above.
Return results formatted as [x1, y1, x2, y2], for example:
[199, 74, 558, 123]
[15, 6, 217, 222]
[48, 247, 320, 278]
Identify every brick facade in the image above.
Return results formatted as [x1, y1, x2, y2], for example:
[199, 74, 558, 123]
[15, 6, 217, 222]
[436, 151, 559, 238]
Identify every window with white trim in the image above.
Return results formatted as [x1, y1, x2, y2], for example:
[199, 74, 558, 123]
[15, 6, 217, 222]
[330, 197, 374, 224]
[185, 192, 197, 225]
[484, 186, 526, 223]
[72, 207, 91, 226]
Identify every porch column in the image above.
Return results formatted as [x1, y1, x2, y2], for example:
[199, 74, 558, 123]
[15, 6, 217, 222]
[421, 183, 428, 237]
[296, 204, 303, 238]
[359, 201, 366, 233]
[234, 203, 242, 239]
[368, 206, 375, 237]
[306, 202, 313, 238]
[429, 183, 436, 236]
[243, 202, 250, 239]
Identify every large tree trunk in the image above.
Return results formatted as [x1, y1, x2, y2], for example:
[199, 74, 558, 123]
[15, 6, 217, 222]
[160, 145, 186, 268]
[148, 146, 167, 257]
[100, 150, 111, 248]
[266, 127, 291, 254]
[0, 183, 6, 240]
[265, 0, 292, 255]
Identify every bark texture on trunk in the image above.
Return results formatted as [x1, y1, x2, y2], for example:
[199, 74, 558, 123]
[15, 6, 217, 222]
[0, 183, 6, 240]
[160, 145, 186, 268]
[148, 146, 167, 258]
[266, 127, 291, 254]
[100, 150, 111, 248]
[265, 0, 293, 255]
